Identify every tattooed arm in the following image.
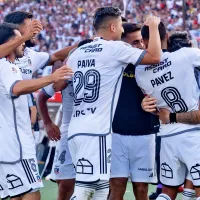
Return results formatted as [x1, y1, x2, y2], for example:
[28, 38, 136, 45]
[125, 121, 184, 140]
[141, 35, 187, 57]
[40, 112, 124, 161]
[158, 109, 200, 124]
[176, 111, 200, 124]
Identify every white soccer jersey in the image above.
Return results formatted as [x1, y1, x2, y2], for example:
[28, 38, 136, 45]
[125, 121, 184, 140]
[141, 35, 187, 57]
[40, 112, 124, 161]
[15, 47, 50, 80]
[67, 37, 145, 139]
[43, 82, 74, 132]
[0, 59, 35, 163]
[136, 47, 200, 137]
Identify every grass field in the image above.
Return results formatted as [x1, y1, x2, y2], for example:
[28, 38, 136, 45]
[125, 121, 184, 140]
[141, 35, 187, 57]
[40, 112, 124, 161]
[40, 180, 182, 200]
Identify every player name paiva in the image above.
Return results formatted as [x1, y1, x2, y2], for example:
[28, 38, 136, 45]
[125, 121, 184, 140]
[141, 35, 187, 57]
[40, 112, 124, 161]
[78, 59, 95, 68]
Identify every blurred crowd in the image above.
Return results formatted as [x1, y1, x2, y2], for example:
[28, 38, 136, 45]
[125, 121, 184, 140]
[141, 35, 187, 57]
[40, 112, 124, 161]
[0, 0, 200, 53]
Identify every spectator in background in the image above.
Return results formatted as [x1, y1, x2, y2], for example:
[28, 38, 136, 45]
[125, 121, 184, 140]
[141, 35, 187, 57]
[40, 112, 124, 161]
[1, 0, 199, 54]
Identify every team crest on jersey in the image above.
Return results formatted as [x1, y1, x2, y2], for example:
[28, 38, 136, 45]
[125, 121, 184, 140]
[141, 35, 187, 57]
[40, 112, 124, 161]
[28, 58, 32, 66]
[12, 67, 18, 74]
[54, 166, 59, 174]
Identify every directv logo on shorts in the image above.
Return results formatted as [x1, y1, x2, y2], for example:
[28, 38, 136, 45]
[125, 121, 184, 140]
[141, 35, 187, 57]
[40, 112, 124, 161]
[54, 166, 59, 174]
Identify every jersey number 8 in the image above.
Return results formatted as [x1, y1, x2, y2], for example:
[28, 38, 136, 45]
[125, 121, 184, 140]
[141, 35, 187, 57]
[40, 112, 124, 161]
[161, 87, 188, 113]
[74, 69, 101, 106]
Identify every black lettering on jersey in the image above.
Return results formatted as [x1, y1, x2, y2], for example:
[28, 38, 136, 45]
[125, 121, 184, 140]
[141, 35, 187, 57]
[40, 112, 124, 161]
[87, 107, 97, 114]
[153, 61, 172, 73]
[73, 110, 86, 117]
[77, 59, 95, 68]
[145, 58, 169, 71]
[151, 71, 174, 87]
[80, 44, 103, 53]
[20, 68, 32, 74]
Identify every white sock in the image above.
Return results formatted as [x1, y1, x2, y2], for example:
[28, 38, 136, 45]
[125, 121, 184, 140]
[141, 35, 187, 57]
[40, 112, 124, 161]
[182, 188, 196, 200]
[156, 193, 171, 200]
[196, 197, 200, 200]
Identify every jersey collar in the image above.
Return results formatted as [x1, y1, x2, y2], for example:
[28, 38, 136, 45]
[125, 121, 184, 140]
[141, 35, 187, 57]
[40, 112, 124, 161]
[93, 37, 104, 42]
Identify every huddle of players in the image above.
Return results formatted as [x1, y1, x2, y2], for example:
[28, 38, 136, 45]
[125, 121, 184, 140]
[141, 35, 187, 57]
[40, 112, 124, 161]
[0, 6, 200, 200]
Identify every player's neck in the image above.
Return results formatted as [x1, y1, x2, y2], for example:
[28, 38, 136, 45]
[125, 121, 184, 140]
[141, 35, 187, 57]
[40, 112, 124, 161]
[96, 31, 115, 41]
[6, 53, 16, 63]
[161, 39, 168, 50]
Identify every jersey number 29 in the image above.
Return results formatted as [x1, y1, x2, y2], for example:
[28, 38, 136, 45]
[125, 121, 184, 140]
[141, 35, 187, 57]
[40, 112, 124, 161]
[74, 69, 100, 106]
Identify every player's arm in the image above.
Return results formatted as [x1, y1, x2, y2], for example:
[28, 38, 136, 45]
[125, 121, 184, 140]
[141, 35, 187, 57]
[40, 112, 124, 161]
[37, 61, 68, 140]
[115, 16, 161, 66]
[12, 66, 72, 96]
[27, 94, 37, 128]
[48, 44, 78, 65]
[139, 16, 162, 65]
[157, 109, 200, 125]
[37, 87, 61, 141]
[0, 20, 42, 59]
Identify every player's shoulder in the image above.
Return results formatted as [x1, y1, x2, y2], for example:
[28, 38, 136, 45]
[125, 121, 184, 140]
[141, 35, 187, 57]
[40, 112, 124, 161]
[0, 58, 15, 71]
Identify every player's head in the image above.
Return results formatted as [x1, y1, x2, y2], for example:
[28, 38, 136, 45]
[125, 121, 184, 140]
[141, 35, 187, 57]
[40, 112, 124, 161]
[93, 7, 123, 41]
[4, 11, 35, 47]
[141, 22, 167, 48]
[121, 23, 144, 49]
[0, 23, 25, 58]
[168, 31, 192, 52]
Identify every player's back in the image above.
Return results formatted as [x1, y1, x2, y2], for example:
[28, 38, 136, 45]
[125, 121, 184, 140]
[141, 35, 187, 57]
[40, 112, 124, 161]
[136, 47, 200, 136]
[67, 37, 144, 139]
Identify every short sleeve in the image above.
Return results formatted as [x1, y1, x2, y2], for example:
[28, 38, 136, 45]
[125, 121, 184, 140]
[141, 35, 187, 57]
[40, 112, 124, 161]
[0, 63, 22, 97]
[182, 47, 200, 69]
[42, 84, 55, 98]
[27, 48, 50, 72]
[112, 41, 146, 66]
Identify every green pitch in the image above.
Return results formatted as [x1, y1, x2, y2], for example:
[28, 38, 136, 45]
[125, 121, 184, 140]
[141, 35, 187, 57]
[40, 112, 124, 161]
[40, 180, 182, 200]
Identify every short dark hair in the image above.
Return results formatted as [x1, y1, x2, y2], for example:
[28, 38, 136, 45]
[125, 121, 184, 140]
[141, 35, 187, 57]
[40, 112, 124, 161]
[122, 23, 141, 39]
[121, 16, 127, 22]
[168, 31, 192, 52]
[4, 11, 33, 24]
[93, 7, 122, 31]
[0, 23, 17, 45]
[141, 22, 166, 41]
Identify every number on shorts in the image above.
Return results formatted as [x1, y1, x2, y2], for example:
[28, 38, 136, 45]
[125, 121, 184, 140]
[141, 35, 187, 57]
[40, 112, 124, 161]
[161, 87, 188, 113]
[29, 159, 37, 172]
[74, 69, 100, 106]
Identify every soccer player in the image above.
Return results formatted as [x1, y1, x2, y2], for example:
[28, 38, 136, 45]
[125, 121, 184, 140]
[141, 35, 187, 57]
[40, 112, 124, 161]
[110, 23, 159, 200]
[135, 24, 200, 200]
[67, 6, 161, 200]
[37, 39, 93, 200]
[2, 11, 78, 140]
[142, 31, 197, 200]
[0, 23, 72, 200]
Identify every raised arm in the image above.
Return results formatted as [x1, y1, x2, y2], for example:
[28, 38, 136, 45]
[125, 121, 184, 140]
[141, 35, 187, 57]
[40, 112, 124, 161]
[13, 66, 72, 96]
[140, 16, 161, 65]
[49, 44, 78, 65]
[0, 20, 42, 59]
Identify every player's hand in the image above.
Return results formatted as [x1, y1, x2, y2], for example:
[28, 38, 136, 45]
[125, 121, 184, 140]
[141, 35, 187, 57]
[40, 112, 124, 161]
[45, 122, 61, 141]
[141, 95, 157, 113]
[23, 20, 43, 41]
[144, 15, 160, 27]
[158, 108, 170, 124]
[53, 81, 68, 92]
[51, 65, 73, 83]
